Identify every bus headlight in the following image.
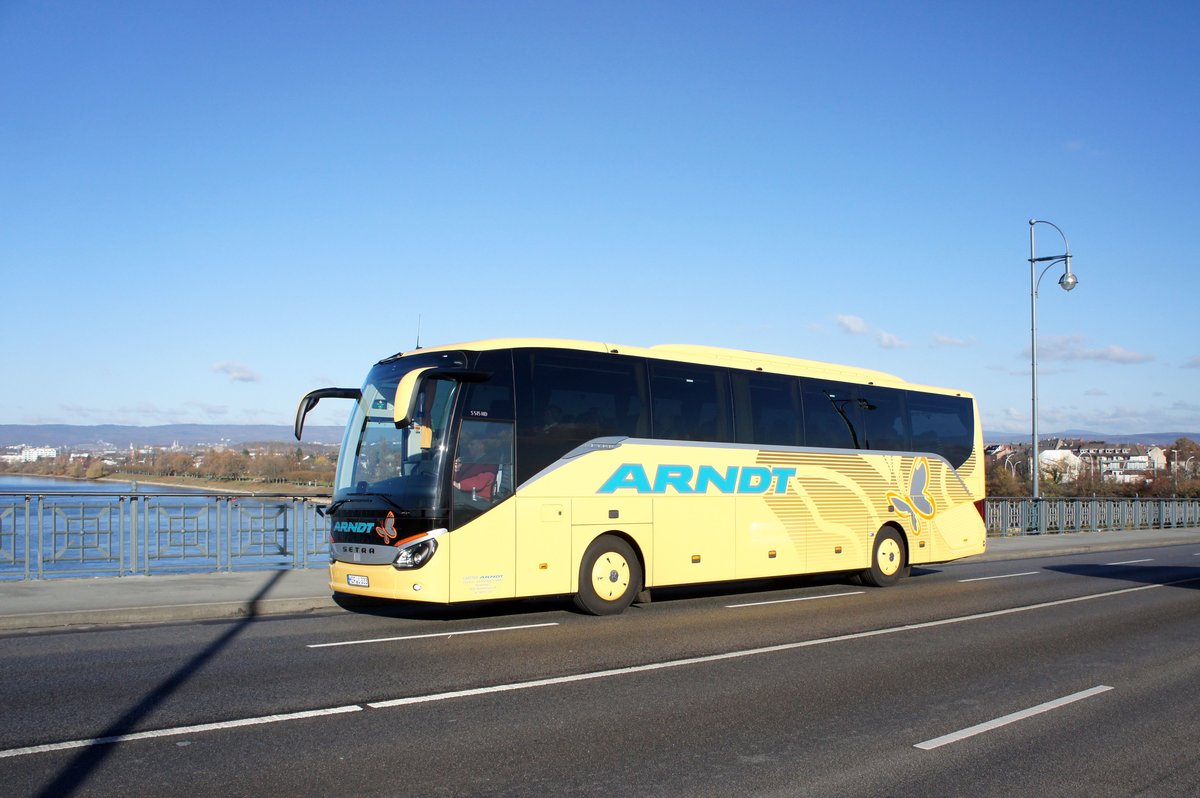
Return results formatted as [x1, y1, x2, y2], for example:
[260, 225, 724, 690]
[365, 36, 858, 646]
[393, 538, 438, 570]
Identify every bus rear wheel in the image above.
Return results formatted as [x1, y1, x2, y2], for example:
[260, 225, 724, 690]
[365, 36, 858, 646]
[860, 527, 907, 587]
[574, 535, 642, 615]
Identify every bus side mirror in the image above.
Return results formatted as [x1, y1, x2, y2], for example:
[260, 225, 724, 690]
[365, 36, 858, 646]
[393, 367, 436, 428]
[294, 387, 361, 440]
[393, 368, 493, 427]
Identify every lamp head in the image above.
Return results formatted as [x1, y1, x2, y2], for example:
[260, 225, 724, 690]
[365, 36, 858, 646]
[1058, 269, 1078, 292]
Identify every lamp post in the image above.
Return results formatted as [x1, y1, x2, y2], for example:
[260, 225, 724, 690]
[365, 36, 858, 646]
[1028, 219, 1078, 523]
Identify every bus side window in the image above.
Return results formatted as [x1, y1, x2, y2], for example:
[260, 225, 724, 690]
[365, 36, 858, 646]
[515, 349, 649, 483]
[908, 392, 974, 468]
[450, 418, 515, 529]
[802, 379, 863, 449]
[731, 371, 803, 447]
[649, 363, 734, 443]
[860, 386, 910, 452]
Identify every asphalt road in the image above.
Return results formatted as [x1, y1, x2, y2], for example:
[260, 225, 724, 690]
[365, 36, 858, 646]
[2, 542, 1198, 797]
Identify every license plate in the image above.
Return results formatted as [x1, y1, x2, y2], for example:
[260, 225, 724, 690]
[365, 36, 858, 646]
[346, 574, 369, 588]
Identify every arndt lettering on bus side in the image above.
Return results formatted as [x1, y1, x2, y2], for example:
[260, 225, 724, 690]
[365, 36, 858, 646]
[597, 464, 796, 495]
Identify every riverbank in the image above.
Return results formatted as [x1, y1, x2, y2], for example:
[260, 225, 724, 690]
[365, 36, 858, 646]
[104, 473, 331, 496]
[0, 470, 330, 496]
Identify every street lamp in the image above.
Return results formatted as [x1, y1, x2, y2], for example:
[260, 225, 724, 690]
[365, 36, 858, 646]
[1029, 219, 1078, 512]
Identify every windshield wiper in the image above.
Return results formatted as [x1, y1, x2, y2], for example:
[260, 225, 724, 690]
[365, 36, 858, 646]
[321, 499, 350, 516]
[325, 491, 412, 517]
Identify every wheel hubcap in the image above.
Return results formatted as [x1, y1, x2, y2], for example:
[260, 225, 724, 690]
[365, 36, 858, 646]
[590, 552, 631, 601]
[877, 538, 902, 576]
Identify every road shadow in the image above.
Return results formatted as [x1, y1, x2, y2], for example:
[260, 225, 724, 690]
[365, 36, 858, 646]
[35, 570, 289, 798]
[1046, 563, 1200, 589]
[328, 592, 576, 622]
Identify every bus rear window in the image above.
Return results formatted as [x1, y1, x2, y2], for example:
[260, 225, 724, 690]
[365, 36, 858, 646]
[908, 392, 974, 468]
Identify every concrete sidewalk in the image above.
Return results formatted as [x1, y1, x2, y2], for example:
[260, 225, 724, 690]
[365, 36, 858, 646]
[2, 528, 1199, 632]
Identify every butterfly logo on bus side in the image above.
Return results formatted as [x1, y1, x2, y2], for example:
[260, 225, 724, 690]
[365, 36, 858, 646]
[886, 456, 937, 534]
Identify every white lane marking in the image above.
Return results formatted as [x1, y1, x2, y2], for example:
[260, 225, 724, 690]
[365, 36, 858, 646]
[1106, 558, 1153, 566]
[0, 705, 362, 760]
[369, 583, 1167, 709]
[727, 591, 864, 608]
[958, 571, 1039, 583]
[308, 622, 559, 649]
[5, 580, 1188, 760]
[914, 685, 1113, 750]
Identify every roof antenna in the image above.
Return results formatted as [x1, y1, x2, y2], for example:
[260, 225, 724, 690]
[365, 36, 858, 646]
[415, 314, 422, 350]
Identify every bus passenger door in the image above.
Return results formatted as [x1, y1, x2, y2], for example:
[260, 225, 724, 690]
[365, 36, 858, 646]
[448, 419, 516, 602]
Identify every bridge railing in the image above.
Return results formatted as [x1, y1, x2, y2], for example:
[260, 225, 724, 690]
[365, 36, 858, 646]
[0, 491, 331, 580]
[6, 491, 1196, 579]
[985, 497, 1200, 536]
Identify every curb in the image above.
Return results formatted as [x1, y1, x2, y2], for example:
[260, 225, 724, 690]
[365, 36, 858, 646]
[0, 595, 337, 632]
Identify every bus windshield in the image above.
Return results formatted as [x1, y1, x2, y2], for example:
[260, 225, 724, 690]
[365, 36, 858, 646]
[334, 351, 466, 515]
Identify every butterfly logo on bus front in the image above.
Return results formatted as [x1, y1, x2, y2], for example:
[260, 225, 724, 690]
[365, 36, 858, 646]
[887, 457, 937, 534]
[375, 512, 399, 545]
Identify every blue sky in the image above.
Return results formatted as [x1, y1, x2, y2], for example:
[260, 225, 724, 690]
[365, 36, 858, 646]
[2, 1, 1198, 438]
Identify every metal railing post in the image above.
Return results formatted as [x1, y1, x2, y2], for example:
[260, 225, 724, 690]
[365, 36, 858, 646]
[23, 495, 31, 581]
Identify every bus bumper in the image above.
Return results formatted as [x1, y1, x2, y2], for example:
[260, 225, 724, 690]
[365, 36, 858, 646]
[329, 546, 451, 603]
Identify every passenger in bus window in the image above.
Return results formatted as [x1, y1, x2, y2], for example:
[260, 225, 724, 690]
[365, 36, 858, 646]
[453, 436, 497, 501]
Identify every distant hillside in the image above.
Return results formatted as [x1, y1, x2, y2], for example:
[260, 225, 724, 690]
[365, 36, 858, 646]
[0, 424, 345, 448]
[984, 430, 1200, 446]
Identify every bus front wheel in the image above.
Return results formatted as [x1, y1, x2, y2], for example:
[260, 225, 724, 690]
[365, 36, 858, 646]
[574, 534, 642, 615]
[860, 527, 907, 587]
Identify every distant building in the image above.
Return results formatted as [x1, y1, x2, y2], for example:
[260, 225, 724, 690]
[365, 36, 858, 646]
[1039, 449, 1082, 482]
[0, 445, 58, 464]
[1147, 446, 1168, 473]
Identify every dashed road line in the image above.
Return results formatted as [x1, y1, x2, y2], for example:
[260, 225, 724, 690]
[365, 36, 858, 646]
[307, 622, 559, 649]
[958, 571, 1039, 583]
[915, 685, 1113, 750]
[726, 591, 864, 608]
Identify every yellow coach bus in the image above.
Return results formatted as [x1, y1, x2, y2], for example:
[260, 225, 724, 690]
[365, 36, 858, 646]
[295, 338, 986, 615]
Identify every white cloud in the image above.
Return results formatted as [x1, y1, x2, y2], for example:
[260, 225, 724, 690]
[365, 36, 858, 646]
[213, 361, 261, 383]
[835, 314, 912, 350]
[1035, 335, 1152, 364]
[1183, 355, 1200, 369]
[835, 314, 868, 334]
[1084, 388, 1107, 397]
[932, 334, 971, 347]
